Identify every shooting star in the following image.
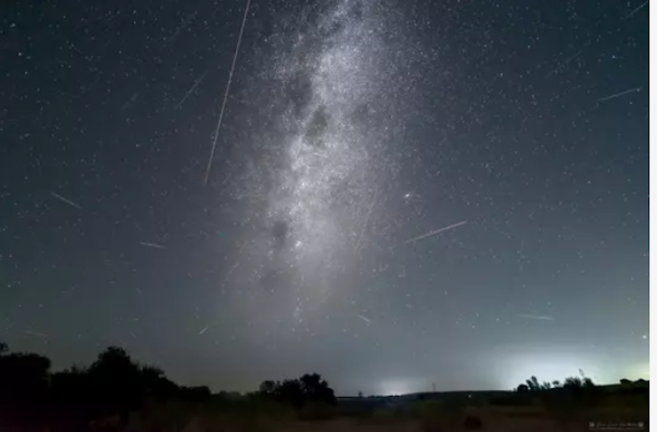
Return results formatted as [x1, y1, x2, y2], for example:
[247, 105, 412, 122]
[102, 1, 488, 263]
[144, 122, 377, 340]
[354, 190, 377, 254]
[545, 49, 584, 79]
[358, 315, 372, 325]
[598, 87, 641, 103]
[203, 0, 251, 185]
[198, 326, 208, 335]
[177, 71, 208, 108]
[121, 92, 138, 110]
[405, 220, 468, 244]
[518, 314, 555, 322]
[50, 191, 82, 210]
[164, 11, 198, 47]
[24, 330, 49, 338]
[139, 241, 166, 249]
[623, 0, 648, 20]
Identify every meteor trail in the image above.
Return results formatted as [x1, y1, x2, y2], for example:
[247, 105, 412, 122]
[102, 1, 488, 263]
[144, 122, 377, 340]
[518, 314, 555, 321]
[358, 314, 372, 325]
[623, 0, 648, 20]
[203, 0, 251, 185]
[139, 242, 166, 249]
[354, 190, 377, 254]
[50, 192, 82, 209]
[405, 220, 467, 244]
[121, 93, 138, 110]
[598, 87, 641, 102]
[24, 330, 49, 338]
[177, 71, 208, 108]
[164, 11, 198, 47]
[545, 49, 584, 79]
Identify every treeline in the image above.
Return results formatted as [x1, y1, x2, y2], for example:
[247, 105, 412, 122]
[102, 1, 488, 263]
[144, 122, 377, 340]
[0, 342, 212, 429]
[482, 373, 650, 409]
[514, 374, 648, 393]
[0, 341, 336, 430]
[515, 374, 597, 392]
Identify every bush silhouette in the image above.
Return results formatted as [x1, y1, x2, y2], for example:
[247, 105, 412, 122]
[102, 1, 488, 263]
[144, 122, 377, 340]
[515, 383, 529, 392]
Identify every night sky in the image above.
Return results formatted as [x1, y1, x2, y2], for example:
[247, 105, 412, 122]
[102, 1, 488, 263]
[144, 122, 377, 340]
[0, 0, 649, 396]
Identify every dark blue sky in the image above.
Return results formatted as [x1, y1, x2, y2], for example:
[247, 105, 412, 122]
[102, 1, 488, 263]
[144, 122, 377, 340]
[0, 0, 649, 395]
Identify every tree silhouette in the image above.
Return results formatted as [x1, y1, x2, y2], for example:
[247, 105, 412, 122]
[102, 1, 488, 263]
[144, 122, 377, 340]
[47, 346, 190, 430]
[178, 386, 211, 403]
[259, 380, 278, 395]
[258, 373, 337, 408]
[525, 376, 540, 391]
[84, 346, 144, 422]
[582, 377, 595, 388]
[140, 365, 179, 399]
[0, 343, 51, 429]
[563, 376, 584, 389]
[299, 373, 337, 405]
[277, 379, 306, 408]
[51, 365, 89, 406]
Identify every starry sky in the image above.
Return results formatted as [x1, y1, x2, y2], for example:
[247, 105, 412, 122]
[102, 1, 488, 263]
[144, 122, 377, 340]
[0, 0, 649, 396]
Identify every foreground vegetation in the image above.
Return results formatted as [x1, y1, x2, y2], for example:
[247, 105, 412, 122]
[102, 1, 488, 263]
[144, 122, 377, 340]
[0, 342, 648, 431]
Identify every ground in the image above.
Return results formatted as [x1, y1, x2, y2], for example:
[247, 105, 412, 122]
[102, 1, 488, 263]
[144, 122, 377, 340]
[113, 390, 648, 432]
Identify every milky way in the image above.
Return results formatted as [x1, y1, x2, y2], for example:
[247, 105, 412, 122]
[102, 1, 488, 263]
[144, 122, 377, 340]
[222, 0, 412, 335]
